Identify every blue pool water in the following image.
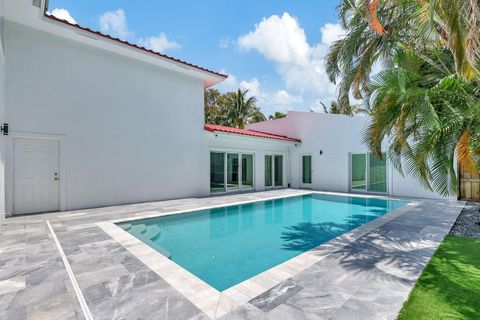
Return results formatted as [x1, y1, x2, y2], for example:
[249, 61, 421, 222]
[118, 194, 407, 291]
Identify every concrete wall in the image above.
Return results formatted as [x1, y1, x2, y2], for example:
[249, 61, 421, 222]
[205, 131, 294, 192]
[5, 21, 208, 214]
[248, 111, 453, 200]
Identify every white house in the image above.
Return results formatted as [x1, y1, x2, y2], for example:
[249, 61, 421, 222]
[246, 112, 450, 200]
[0, 0, 454, 216]
[1, 0, 228, 215]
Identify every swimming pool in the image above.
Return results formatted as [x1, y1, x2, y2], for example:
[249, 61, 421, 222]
[118, 193, 408, 291]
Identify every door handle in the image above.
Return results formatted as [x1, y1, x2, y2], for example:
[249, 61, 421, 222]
[54, 173, 60, 181]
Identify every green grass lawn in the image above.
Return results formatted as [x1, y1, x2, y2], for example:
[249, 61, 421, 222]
[397, 235, 480, 320]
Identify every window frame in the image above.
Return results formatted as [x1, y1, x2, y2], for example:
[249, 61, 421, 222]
[209, 151, 255, 194]
[349, 152, 388, 194]
[300, 154, 313, 187]
[265, 153, 285, 189]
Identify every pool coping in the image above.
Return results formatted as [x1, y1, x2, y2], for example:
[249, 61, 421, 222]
[97, 191, 419, 319]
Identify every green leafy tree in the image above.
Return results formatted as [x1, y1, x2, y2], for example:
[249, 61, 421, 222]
[327, 0, 480, 109]
[204, 88, 266, 128]
[320, 100, 365, 116]
[328, 0, 480, 196]
[204, 88, 224, 125]
[268, 112, 287, 120]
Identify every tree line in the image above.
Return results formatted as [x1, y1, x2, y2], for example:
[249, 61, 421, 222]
[204, 88, 362, 128]
[204, 88, 287, 128]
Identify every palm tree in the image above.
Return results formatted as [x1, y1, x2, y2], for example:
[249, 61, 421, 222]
[269, 112, 287, 120]
[327, 0, 480, 109]
[320, 100, 366, 116]
[225, 89, 265, 128]
[204, 88, 266, 127]
[328, 0, 480, 196]
[364, 48, 480, 195]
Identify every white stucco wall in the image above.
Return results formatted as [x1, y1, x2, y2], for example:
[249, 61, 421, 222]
[205, 131, 295, 192]
[248, 111, 454, 200]
[0, 0, 6, 213]
[5, 21, 208, 213]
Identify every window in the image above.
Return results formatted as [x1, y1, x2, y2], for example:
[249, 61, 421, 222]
[302, 155, 312, 184]
[350, 153, 387, 193]
[210, 152, 254, 193]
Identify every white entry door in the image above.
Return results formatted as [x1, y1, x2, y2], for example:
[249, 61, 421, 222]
[14, 138, 60, 214]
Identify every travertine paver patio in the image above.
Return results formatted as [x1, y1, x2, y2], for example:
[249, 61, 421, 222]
[0, 189, 465, 320]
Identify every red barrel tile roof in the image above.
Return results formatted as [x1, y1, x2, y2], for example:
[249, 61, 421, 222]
[204, 124, 301, 143]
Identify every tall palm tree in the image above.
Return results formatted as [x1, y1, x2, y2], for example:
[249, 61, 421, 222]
[320, 100, 366, 116]
[225, 89, 265, 128]
[364, 48, 480, 195]
[327, 0, 480, 108]
[204, 88, 266, 127]
[328, 0, 480, 196]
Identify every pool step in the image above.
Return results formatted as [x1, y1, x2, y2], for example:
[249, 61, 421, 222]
[122, 223, 172, 259]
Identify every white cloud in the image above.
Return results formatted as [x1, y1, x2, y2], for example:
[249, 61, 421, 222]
[270, 90, 303, 106]
[98, 9, 181, 54]
[238, 13, 310, 65]
[50, 8, 76, 24]
[138, 33, 181, 53]
[237, 13, 345, 104]
[99, 9, 131, 39]
[320, 23, 345, 45]
[214, 70, 239, 91]
[239, 78, 303, 113]
[213, 72, 302, 115]
[239, 78, 263, 99]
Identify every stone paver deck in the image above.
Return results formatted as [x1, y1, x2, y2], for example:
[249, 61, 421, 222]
[0, 189, 465, 320]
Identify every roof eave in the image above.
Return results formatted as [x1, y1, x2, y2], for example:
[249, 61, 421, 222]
[204, 127, 301, 144]
[41, 12, 227, 88]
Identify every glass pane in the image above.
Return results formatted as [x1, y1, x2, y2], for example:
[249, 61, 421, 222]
[369, 153, 387, 192]
[210, 152, 225, 193]
[274, 155, 283, 186]
[227, 153, 239, 191]
[351, 154, 366, 190]
[265, 155, 273, 187]
[241, 154, 254, 189]
[302, 155, 312, 184]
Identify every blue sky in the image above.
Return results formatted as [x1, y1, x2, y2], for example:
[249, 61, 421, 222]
[48, 1, 343, 116]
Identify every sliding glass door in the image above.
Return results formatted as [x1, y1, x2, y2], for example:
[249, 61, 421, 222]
[210, 152, 225, 193]
[226, 153, 239, 191]
[351, 154, 367, 190]
[242, 154, 254, 189]
[210, 152, 254, 193]
[265, 154, 284, 188]
[265, 155, 273, 187]
[274, 155, 283, 186]
[369, 153, 387, 192]
[350, 153, 387, 193]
